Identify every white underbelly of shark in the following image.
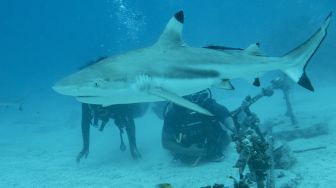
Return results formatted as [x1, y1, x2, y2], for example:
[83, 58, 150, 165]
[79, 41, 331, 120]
[77, 77, 215, 105]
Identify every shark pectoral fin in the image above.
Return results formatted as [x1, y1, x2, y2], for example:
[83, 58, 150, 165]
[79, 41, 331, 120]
[148, 87, 214, 116]
[245, 42, 264, 56]
[76, 96, 111, 107]
[157, 11, 185, 46]
[214, 79, 235, 90]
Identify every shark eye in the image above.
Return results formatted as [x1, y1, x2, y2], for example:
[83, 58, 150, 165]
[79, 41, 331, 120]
[92, 79, 106, 88]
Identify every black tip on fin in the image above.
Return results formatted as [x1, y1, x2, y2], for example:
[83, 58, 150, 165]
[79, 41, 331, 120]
[174, 11, 184, 23]
[298, 72, 314, 91]
[226, 80, 235, 90]
[253, 78, 261, 87]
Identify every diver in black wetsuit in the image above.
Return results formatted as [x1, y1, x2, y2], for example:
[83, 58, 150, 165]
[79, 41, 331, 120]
[76, 56, 149, 162]
[76, 103, 148, 162]
[161, 89, 235, 165]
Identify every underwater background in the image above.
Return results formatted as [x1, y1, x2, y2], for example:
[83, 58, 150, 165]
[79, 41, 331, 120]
[1, 0, 335, 187]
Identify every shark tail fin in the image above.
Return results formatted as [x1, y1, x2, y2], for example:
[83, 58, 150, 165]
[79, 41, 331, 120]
[282, 12, 332, 91]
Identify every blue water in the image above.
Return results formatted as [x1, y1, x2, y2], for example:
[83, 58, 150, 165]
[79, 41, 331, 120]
[0, 1, 335, 187]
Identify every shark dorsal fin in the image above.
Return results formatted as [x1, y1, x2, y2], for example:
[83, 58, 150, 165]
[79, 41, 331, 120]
[245, 42, 264, 56]
[157, 11, 184, 46]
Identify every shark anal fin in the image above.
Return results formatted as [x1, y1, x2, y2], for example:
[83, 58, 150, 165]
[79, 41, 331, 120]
[148, 87, 214, 116]
[253, 78, 261, 87]
[214, 79, 235, 90]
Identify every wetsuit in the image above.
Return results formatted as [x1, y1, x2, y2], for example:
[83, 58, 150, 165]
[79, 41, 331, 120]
[77, 103, 148, 162]
[162, 96, 231, 163]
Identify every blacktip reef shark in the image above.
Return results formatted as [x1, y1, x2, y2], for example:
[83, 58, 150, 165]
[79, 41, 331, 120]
[53, 11, 332, 116]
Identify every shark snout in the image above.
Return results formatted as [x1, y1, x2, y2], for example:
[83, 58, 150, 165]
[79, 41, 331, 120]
[52, 78, 109, 97]
[52, 83, 80, 96]
[52, 77, 86, 96]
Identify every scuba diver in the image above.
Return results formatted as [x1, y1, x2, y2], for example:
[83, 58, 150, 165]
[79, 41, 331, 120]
[76, 103, 149, 163]
[161, 89, 235, 165]
[76, 56, 149, 162]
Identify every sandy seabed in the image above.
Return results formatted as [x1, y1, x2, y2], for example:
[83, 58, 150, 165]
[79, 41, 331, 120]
[0, 86, 335, 188]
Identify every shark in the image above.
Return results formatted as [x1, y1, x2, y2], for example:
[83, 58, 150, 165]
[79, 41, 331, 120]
[52, 11, 332, 116]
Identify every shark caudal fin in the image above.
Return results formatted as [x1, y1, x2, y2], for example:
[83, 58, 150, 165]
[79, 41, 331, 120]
[282, 12, 332, 91]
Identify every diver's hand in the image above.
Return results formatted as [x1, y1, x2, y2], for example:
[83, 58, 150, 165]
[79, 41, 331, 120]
[76, 148, 89, 163]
